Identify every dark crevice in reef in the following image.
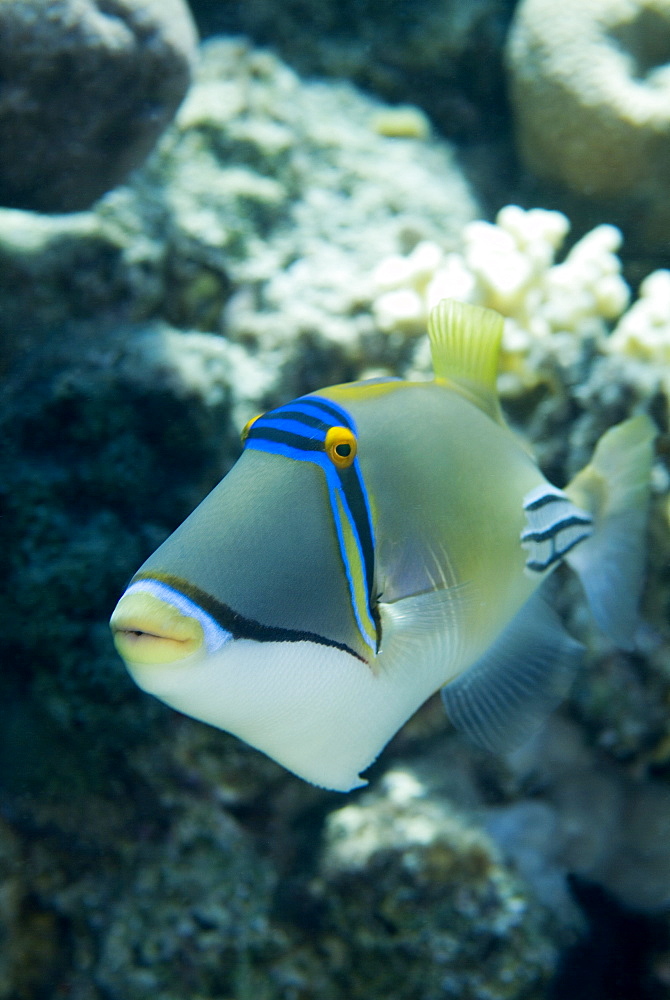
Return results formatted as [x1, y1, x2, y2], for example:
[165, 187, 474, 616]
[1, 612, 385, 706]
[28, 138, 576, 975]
[550, 877, 670, 1000]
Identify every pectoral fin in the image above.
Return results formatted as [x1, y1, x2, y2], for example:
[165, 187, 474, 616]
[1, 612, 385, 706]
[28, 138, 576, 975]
[377, 581, 476, 692]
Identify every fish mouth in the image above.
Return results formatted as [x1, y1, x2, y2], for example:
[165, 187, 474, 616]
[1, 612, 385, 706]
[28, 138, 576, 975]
[110, 591, 205, 665]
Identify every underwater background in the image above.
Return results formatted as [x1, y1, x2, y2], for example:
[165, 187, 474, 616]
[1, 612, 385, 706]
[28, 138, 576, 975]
[1, 0, 670, 996]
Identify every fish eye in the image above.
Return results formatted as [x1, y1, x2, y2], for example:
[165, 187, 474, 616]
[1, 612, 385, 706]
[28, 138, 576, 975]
[325, 426, 357, 469]
[240, 413, 262, 444]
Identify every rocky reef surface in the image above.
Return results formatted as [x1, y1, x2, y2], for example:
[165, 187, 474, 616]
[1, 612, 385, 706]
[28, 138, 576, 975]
[0, 0, 198, 212]
[1, 15, 670, 1000]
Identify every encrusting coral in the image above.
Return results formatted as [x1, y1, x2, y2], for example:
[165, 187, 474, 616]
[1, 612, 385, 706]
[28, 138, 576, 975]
[505, 0, 670, 249]
[506, 0, 670, 196]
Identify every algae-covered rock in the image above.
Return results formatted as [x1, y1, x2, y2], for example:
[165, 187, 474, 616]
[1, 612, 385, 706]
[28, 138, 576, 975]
[0, 322, 240, 751]
[0, 722, 565, 1000]
[0, 0, 198, 213]
[88, 800, 278, 999]
[0, 37, 478, 388]
[9, 760, 282, 1000]
[487, 718, 670, 916]
[0, 820, 25, 999]
[313, 768, 561, 999]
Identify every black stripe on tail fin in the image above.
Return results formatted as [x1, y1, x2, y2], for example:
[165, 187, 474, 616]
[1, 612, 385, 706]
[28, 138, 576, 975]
[521, 484, 593, 574]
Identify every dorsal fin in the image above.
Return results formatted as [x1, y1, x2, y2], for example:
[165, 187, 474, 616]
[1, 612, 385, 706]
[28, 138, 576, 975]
[427, 299, 505, 424]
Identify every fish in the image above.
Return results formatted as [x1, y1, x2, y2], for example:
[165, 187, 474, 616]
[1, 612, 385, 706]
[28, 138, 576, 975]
[110, 299, 655, 791]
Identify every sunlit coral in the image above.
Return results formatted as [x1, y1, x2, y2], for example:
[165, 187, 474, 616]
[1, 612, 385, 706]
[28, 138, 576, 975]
[608, 269, 670, 365]
[372, 205, 630, 362]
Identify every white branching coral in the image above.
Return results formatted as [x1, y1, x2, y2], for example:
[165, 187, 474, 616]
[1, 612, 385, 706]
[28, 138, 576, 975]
[608, 268, 670, 441]
[372, 205, 631, 356]
[608, 270, 670, 365]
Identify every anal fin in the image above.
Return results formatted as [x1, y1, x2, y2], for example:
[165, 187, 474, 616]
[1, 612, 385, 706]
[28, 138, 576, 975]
[440, 589, 582, 754]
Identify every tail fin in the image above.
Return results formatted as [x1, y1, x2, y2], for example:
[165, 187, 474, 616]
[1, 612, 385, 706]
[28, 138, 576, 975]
[564, 415, 656, 648]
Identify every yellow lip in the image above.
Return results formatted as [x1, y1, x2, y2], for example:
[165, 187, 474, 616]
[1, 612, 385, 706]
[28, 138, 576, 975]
[110, 591, 205, 665]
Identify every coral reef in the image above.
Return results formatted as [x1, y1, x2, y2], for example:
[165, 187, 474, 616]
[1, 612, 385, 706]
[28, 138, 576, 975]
[1, 25, 669, 1000]
[0, 0, 198, 213]
[0, 36, 478, 398]
[0, 720, 564, 1000]
[336, 718, 670, 933]
[190, 0, 514, 139]
[488, 718, 670, 915]
[605, 268, 670, 433]
[372, 205, 630, 371]
[506, 0, 670, 250]
[316, 767, 562, 999]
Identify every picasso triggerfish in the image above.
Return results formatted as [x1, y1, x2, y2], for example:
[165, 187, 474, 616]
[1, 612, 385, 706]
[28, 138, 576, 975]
[111, 300, 655, 790]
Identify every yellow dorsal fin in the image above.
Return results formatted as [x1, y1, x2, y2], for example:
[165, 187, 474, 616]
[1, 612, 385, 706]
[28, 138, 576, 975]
[427, 299, 505, 424]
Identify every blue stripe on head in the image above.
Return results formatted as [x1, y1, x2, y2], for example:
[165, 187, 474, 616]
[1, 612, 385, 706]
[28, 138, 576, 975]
[258, 416, 328, 440]
[243, 395, 377, 653]
[244, 395, 357, 461]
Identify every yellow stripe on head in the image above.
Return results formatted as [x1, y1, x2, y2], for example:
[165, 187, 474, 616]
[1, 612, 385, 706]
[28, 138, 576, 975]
[325, 377, 405, 404]
[333, 488, 378, 655]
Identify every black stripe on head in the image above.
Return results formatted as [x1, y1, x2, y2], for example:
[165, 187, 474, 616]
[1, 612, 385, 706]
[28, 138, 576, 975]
[245, 425, 324, 451]
[240, 392, 378, 649]
[132, 572, 368, 663]
[304, 397, 356, 430]
[260, 409, 331, 432]
[338, 462, 376, 629]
